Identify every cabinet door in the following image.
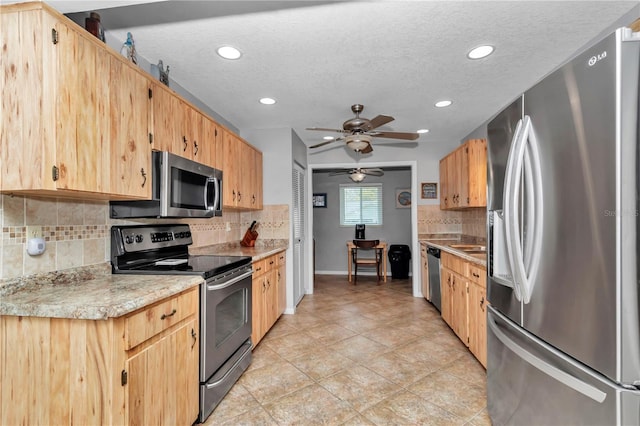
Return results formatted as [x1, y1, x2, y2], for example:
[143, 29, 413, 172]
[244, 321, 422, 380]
[150, 83, 180, 154]
[252, 148, 263, 209]
[457, 146, 470, 208]
[109, 57, 152, 198]
[127, 319, 199, 426]
[222, 130, 240, 208]
[263, 269, 278, 333]
[468, 280, 488, 368]
[277, 253, 286, 315]
[466, 139, 487, 207]
[202, 116, 222, 169]
[439, 157, 449, 209]
[181, 102, 203, 161]
[452, 273, 468, 344]
[440, 267, 453, 327]
[420, 248, 430, 300]
[55, 24, 112, 193]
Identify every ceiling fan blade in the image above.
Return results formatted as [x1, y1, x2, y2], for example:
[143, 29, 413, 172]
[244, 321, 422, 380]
[309, 139, 338, 149]
[360, 143, 374, 154]
[365, 115, 394, 131]
[362, 167, 384, 175]
[329, 169, 353, 176]
[375, 141, 419, 148]
[306, 127, 348, 133]
[369, 131, 419, 140]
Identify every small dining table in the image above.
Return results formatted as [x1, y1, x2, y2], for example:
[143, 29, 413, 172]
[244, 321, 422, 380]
[346, 240, 388, 283]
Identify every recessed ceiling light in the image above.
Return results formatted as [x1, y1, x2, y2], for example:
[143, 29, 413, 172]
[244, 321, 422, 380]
[323, 136, 334, 140]
[467, 45, 494, 60]
[435, 100, 452, 108]
[217, 46, 242, 60]
[417, 129, 429, 134]
[259, 97, 276, 105]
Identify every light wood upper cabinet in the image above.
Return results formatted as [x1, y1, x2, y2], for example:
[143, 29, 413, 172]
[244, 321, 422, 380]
[222, 130, 263, 210]
[439, 138, 487, 210]
[1, 4, 151, 200]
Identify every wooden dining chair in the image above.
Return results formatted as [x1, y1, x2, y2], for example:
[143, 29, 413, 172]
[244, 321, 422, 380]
[351, 239, 383, 284]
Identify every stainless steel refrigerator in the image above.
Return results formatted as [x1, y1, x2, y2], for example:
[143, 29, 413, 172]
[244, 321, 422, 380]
[486, 27, 640, 425]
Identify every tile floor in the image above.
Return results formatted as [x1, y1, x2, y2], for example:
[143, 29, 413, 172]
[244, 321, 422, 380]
[202, 275, 490, 426]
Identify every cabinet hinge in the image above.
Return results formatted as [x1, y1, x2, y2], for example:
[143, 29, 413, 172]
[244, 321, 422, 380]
[121, 370, 128, 386]
[52, 165, 59, 181]
[148, 88, 153, 99]
[51, 28, 58, 44]
[149, 133, 153, 144]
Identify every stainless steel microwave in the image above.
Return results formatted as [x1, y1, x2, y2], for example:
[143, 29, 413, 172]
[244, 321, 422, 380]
[110, 151, 222, 218]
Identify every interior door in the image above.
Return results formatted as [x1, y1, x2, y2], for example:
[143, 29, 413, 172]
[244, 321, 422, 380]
[292, 164, 306, 306]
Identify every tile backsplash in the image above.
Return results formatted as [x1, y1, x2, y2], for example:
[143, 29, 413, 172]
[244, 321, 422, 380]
[417, 205, 486, 239]
[0, 194, 289, 281]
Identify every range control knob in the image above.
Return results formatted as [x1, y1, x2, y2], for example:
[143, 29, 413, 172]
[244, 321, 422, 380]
[125, 235, 134, 244]
[135, 234, 144, 243]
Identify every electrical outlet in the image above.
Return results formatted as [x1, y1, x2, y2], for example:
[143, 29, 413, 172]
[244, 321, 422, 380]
[226, 222, 231, 232]
[27, 226, 43, 239]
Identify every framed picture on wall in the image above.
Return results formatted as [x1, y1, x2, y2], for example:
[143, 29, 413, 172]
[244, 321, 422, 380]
[312, 193, 327, 208]
[421, 182, 437, 199]
[395, 189, 411, 208]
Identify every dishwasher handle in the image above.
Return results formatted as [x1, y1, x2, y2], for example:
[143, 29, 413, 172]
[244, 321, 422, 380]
[426, 247, 441, 258]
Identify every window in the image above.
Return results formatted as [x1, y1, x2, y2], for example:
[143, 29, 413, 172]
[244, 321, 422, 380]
[340, 184, 383, 226]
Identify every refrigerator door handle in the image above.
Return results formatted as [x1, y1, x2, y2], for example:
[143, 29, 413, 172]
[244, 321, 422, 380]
[503, 118, 525, 301]
[504, 116, 544, 304]
[519, 116, 544, 303]
[488, 312, 607, 403]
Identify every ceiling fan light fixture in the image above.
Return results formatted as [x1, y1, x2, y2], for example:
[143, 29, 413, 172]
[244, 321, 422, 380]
[217, 46, 242, 60]
[350, 172, 366, 182]
[345, 134, 372, 152]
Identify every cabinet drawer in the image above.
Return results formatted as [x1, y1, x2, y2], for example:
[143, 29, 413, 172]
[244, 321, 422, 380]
[253, 259, 267, 276]
[276, 251, 286, 266]
[125, 288, 198, 350]
[265, 254, 277, 271]
[441, 252, 468, 275]
[468, 264, 486, 286]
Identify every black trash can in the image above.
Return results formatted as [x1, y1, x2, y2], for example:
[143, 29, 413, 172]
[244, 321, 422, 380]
[388, 244, 411, 279]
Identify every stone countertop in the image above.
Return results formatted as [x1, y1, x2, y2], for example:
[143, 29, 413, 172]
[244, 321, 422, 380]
[0, 265, 203, 320]
[190, 240, 289, 262]
[419, 235, 487, 267]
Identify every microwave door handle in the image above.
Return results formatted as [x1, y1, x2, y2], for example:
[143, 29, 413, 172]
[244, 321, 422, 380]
[203, 177, 216, 211]
[212, 177, 220, 211]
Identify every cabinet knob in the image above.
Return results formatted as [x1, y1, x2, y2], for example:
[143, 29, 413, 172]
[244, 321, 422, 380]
[191, 328, 197, 349]
[194, 141, 198, 156]
[238, 191, 242, 201]
[252, 194, 256, 204]
[480, 296, 485, 311]
[232, 190, 236, 201]
[183, 136, 188, 151]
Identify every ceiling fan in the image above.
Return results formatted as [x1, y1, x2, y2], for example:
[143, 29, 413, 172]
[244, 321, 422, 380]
[307, 104, 419, 153]
[330, 167, 384, 182]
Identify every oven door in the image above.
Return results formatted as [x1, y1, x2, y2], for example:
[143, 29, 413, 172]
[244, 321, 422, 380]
[200, 266, 252, 382]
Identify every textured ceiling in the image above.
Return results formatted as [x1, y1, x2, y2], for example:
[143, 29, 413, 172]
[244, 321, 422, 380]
[11, 1, 640, 150]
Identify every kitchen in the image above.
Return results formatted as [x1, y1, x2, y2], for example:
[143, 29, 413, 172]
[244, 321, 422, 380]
[1, 1, 640, 425]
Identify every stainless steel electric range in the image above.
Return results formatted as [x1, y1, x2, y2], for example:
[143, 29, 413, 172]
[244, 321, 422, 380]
[111, 224, 253, 422]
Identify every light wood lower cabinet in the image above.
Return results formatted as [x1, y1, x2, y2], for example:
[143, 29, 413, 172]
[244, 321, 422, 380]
[440, 252, 488, 368]
[0, 287, 200, 425]
[252, 251, 286, 347]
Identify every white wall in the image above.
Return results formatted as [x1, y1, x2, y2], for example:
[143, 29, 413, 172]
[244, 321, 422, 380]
[313, 169, 411, 275]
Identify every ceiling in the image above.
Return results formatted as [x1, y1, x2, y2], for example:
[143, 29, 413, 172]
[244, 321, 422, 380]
[9, 1, 640, 151]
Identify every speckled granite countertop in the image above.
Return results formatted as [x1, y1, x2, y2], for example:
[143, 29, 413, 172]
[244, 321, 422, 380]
[190, 239, 288, 262]
[419, 234, 487, 267]
[0, 263, 203, 320]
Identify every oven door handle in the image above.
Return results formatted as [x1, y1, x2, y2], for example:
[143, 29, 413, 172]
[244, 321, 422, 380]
[205, 340, 252, 389]
[206, 270, 253, 291]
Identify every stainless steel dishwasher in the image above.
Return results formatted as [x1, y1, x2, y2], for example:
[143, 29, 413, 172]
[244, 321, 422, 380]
[426, 247, 441, 312]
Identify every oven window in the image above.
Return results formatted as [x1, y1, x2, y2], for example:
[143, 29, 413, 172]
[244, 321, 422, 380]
[215, 288, 247, 347]
[170, 167, 209, 209]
